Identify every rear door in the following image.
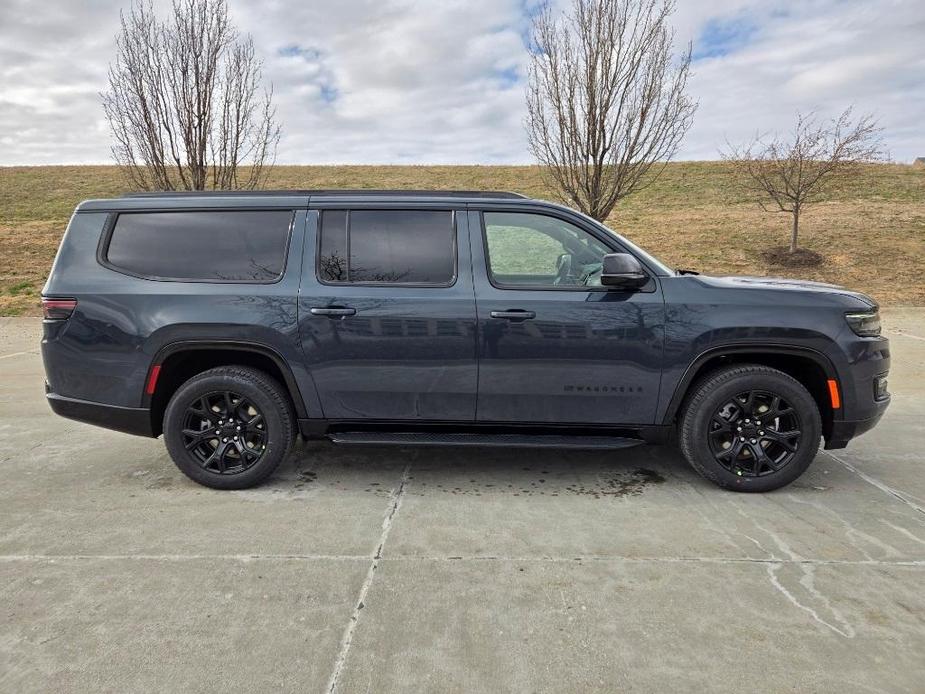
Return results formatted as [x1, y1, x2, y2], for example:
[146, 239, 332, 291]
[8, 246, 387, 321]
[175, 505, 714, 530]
[298, 202, 478, 421]
[469, 208, 665, 425]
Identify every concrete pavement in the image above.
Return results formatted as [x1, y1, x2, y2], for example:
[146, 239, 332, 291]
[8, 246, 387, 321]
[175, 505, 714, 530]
[1, 312, 923, 693]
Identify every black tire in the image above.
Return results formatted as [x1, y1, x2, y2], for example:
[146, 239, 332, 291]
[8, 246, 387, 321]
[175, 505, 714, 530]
[679, 364, 821, 492]
[163, 366, 294, 490]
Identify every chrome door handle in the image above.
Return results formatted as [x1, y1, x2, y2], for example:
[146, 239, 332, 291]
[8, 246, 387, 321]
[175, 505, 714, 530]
[490, 310, 536, 320]
[310, 307, 357, 317]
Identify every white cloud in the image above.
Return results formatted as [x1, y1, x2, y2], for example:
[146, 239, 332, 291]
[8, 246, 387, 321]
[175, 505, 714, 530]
[680, 0, 925, 161]
[0, 0, 922, 165]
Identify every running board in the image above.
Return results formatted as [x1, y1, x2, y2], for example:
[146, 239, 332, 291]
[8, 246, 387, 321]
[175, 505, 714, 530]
[326, 431, 644, 450]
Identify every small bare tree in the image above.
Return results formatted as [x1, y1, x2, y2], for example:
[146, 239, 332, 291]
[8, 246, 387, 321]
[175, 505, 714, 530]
[723, 109, 884, 254]
[102, 0, 280, 190]
[526, 0, 696, 222]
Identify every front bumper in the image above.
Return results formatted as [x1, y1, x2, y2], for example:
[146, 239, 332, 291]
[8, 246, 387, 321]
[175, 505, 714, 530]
[46, 386, 154, 438]
[823, 333, 890, 449]
[824, 395, 890, 449]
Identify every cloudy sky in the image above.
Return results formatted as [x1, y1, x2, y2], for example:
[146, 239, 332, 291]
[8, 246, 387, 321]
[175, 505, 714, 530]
[0, 0, 922, 165]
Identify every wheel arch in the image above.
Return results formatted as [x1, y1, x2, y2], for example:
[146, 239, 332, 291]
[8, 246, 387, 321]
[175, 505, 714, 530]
[663, 345, 838, 442]
[146, 340, 308, 436]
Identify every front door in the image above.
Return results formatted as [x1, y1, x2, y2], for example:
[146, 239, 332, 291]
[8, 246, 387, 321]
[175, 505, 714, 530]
[298, 205, 478, 421]
[470, 209, 665, 425]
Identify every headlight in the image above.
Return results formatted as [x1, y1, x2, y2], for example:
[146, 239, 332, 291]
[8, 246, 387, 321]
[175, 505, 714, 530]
[845, 310, 881, 337]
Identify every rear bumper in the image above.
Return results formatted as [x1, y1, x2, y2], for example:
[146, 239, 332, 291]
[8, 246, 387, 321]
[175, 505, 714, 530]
[46, 387, 154, 438]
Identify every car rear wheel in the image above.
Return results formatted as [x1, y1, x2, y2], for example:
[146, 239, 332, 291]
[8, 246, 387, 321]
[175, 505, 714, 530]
[679, 365, 821, 492]
[163, 366, 294, 489]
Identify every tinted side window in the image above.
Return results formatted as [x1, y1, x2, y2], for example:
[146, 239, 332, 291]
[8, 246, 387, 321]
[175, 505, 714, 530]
[318, 210, 455, 285]
[105, 211, 293, 281]
[483, 212, 612, 288]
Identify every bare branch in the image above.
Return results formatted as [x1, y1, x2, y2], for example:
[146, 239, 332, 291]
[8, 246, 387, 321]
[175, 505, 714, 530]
[101, 0, 280, 190]
[526, 0, 697, 221]
[722, 108, 885, 252]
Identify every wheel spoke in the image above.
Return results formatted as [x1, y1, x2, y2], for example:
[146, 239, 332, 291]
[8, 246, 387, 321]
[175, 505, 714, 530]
[235, 440, 261, 461]
[223, 391, 238, 418]
[182, 428, 215, 450]
[767, 396, 794, 419]
[747, 442, 774, 474]
[201, 444, 221, 471]
[716, 439, 744, 462]
[243, 432, 266, 447]
[188, 395, 214, 421]
[768, 395, 781, 417]
[741, 390, 757, 412]
[762, 428, 801, 452]
[217, 442, 232, 473]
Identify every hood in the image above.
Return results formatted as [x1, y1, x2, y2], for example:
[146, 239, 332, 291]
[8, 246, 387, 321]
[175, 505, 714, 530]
[696, 275, 877, 307]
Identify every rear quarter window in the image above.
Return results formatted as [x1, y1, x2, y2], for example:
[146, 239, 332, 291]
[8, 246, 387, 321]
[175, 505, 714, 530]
[103, 210, 293, 282]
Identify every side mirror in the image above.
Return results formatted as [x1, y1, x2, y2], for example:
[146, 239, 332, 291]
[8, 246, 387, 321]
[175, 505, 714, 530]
[601, 253, 647, 289]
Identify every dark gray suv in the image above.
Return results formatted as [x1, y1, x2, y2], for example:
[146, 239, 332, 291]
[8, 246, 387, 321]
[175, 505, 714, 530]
[41, 190, 890, 491]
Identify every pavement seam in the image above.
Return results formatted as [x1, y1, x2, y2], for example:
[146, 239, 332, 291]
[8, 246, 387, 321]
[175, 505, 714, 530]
[823, 450, 925, 516]
[325, 463, 411, 694]
[0, 554, 370, 562]
[381, 556, 925, 566]
[1, 555, 921, 566]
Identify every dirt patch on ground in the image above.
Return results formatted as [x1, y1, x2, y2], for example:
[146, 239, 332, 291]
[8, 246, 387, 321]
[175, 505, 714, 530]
[760, 246, 825, 267]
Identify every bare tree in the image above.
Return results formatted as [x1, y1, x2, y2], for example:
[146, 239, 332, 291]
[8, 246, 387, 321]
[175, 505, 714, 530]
[526, 0, 696, 222]
[723, 109, 884, 254]
[102, 0, 280, 190]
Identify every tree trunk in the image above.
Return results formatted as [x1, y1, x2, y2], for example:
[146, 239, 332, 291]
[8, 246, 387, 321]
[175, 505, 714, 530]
[790, 206, 800, 253]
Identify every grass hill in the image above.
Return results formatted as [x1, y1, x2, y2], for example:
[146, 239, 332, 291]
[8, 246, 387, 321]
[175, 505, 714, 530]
[1, 162, 923, 315]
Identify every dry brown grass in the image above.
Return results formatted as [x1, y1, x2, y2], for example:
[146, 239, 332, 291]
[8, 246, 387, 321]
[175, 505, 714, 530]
[1, 162, 923, 315]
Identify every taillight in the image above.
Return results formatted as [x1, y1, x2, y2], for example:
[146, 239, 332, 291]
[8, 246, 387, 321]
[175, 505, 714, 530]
[42, 297, 77, 320]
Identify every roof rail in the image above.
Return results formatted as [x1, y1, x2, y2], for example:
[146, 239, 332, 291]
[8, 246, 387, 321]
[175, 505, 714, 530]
[121, 189, 529, 199]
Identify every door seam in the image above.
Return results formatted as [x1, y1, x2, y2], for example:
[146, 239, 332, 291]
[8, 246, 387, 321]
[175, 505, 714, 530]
[465, 207, 482, 422]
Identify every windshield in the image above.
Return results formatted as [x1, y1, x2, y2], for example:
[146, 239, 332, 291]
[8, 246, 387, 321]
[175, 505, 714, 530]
[594, 222, 675, 276]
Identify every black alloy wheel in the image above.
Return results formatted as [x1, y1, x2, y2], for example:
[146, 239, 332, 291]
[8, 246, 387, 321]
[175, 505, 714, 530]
[181, 390, 268, 475]
[707, 389, 802, 478]
[163, 366, 294, 489]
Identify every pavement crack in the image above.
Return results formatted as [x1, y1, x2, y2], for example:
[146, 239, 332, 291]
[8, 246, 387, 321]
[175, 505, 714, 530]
[766, 562, 856, 638]
[880, 520, 925, 546]
[715, 498, 865, 638]
[0, 350, 37, 360]
[886, 328, 925, 341]
[326, 463, 411, 694]
[785, 493, 903, 560]
[824, 451, 925, 516]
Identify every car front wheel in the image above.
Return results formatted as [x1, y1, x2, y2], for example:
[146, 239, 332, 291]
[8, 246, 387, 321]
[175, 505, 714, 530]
[679, 364, 822, 492]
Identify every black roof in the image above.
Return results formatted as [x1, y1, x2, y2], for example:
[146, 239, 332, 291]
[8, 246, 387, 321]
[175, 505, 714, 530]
[121, 189, 527, 200]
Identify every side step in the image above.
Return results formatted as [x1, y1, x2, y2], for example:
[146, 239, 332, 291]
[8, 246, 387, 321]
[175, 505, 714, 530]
[326, 431, 644, 450]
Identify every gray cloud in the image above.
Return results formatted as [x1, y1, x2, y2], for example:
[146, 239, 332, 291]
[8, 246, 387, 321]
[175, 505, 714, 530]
[0, 0, 922, 165]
